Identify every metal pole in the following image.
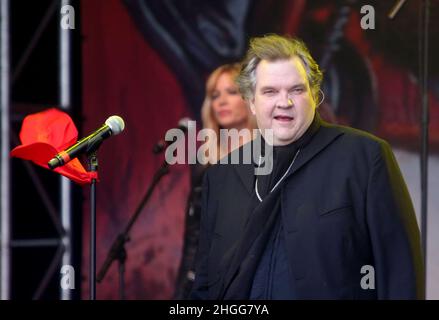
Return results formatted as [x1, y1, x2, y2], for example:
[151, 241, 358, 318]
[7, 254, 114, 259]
[420, 0, 430, 293]
[0, 0, 11, 301]
[59, 0, 73, 300]
[12, 0, 58, 85]
[89, 154, 98, 300]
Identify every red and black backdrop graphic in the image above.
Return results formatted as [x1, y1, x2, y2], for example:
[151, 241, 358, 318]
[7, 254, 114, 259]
[82, 0, 439, 299]
[81, 0, 190, 299]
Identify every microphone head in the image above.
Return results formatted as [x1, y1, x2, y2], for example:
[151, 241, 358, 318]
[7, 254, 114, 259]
[105, 115, 125, 135]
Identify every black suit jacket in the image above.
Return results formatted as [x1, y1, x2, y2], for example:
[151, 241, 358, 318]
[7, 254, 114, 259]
[191, 120, 424, 299]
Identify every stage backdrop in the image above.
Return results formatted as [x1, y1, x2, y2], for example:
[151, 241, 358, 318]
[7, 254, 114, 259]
[81, 0, 191, 299]
[82, 0, 439, 299]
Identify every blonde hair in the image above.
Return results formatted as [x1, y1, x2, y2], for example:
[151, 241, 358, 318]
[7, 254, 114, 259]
[201, 63, 257, 164]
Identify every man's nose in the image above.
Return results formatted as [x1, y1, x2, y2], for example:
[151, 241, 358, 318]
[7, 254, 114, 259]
[277, 93, 292, 108]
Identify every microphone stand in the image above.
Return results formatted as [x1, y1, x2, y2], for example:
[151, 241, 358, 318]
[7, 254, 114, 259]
[97, 159, 170, 299]
[88, 151, 98, 300]
[85, 137, 105, 300]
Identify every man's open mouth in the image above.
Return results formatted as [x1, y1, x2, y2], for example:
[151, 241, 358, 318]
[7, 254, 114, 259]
[274, 115, 294, 121]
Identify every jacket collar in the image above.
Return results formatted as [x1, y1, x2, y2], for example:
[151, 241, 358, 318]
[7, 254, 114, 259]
[233, 116, 344, 195]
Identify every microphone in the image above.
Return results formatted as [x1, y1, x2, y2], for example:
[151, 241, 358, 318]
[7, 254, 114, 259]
[48, 115, 125, 169]
[153, 117, 191, 154]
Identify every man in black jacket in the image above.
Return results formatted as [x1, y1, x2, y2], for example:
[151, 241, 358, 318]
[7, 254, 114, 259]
[191, 34, 424, 299]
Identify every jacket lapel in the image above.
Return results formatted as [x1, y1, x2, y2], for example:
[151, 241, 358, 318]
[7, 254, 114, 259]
[233, 163, 254, 195]
[231, 122, 344, 194]
[285, 122, 344, 180]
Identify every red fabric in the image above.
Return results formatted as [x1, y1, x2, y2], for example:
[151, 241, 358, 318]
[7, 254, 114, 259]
[10, 108, 98, 185]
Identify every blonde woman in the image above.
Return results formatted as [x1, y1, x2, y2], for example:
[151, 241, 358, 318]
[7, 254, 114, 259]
[174, 63, 256, 299]
[201, 63, 257, 164]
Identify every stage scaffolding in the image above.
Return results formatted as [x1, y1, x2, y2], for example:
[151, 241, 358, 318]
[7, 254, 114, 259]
[0, 0, 76, 299]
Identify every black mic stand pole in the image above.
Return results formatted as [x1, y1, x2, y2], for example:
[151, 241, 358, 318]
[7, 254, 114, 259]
[49, 136, 105, 300]
[88, 151, 98, 300]
[97, 159, 169, 299]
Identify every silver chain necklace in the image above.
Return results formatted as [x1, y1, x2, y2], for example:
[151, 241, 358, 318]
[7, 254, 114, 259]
[255, 149, 301, 202]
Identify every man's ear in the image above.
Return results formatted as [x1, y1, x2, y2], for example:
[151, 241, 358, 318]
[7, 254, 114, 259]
[249, 98, 256, 115]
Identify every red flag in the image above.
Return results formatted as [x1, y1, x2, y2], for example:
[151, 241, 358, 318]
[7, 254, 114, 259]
[11, 108, 97, 185]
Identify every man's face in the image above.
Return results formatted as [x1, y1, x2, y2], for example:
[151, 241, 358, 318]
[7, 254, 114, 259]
[250, 57, 316, 146]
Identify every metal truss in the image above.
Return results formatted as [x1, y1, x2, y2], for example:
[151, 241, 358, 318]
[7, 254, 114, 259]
[0, 0, 76, 299]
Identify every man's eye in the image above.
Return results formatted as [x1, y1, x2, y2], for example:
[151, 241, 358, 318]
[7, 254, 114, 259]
[291, 88, 304, 94]
[263, 90, 275, 95]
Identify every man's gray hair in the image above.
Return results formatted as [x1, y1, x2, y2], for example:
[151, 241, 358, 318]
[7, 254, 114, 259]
[236, 34, 323, 102]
